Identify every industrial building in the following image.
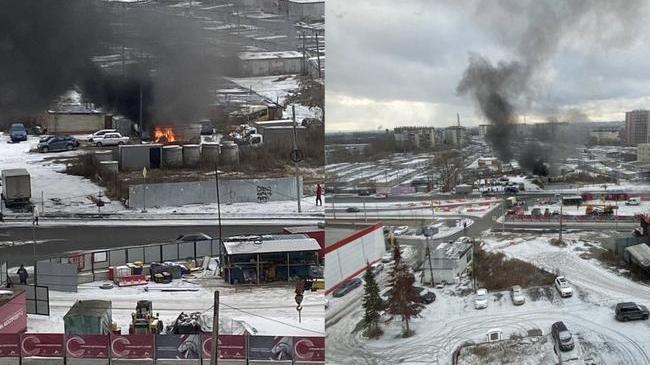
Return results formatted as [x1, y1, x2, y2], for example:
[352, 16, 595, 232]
[625, 110, 650, 146]
[45, 104, 109, 134]
[222, 234, 322, 285]
[421, 240, 473, 285]
[237, 51, 304, 76]
[279, 0, 325, 21]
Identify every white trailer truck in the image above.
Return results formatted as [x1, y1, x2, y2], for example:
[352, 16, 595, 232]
[1, 168, 31, 206]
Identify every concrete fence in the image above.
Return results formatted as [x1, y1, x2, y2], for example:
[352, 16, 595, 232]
[128, 177, 303, 209]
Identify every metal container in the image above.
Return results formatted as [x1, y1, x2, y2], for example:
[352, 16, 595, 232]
[182, 144, 201, 167]
[94, 150, 113, 163]
[220, 141, 239, 165]
[201, 143, 220, 164]
[64, 300, 112, 335]
[99, 161, 118, 177]
[162, 145, 183, 168]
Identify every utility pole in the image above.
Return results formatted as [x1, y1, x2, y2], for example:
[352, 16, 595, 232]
[559, 194, 563, 243]
[314, 31, 322, 79]
[291, 106, 302, 213]
[215, 162, 223, 267]
[142, 167, 147, 213]
[424, 227, 434, 287]
[139, 83, 144, 144]
[32, 220, 37, 285]
[301, 32, 306, 76]
[211, 290, 219, 365]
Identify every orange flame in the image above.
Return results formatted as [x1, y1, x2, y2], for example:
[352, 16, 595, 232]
[153, 127, 177, 143]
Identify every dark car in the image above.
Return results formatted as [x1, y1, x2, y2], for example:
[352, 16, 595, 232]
[9, 123, 28, 142]
[346, 207, 361, 213]
[504, 186, 519, 194]
[332, 278, 362, 298]
[414, 286, 436, 304]
[481, 190, 495, 197]
[551, 321, 575, 352]
[615, 302, 649, 321]
[37, 135, 79, 152]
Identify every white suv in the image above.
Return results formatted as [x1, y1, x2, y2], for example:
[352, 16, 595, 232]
[555, 276, 573, 298]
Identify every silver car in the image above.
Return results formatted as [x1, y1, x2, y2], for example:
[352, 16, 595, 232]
[511, 285, 525, 305]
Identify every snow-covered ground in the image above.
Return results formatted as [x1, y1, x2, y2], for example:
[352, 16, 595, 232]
[326, 230, 650, 364]
[0, 135, 114, 214]
[332, 200, 498, 219]
[30, 270, 324, 337]
[0, 134, 324, 218]
[227, 75, 322, 122]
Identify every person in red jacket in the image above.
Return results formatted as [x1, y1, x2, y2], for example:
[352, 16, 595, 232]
[316, 184, 323, 206]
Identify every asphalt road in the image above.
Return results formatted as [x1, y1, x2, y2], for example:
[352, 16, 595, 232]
[0, 224, 285, 266]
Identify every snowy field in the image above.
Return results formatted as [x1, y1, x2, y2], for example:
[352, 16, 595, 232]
[227, 75, 322, 122]
[0, 134, 323, 218]
[326, 230, 650, 364]
[30, 271, 325, 337]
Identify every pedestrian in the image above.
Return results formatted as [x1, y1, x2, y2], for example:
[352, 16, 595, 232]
[315, 184, 323, 206]
[32, 205, 39, 226]
[17, 265, 28, 285]
[463, 220, 467, 234]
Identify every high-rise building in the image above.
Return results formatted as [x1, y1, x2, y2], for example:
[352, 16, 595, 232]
[625, 110, 650, 146]
[394, 127, 436, 149]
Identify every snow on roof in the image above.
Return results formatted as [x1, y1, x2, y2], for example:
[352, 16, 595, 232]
[238, 51, 303, 61]
[223, 235, 320, 255]
[1, 168, 29, 177]
[288, 0, 324, 4]
[625, 244, 650, 268]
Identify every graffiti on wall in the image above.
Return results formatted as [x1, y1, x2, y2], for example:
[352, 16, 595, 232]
[256, 185, 272, 203]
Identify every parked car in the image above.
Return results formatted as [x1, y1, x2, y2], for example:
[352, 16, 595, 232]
[372, 193, 388, 199]
[175, 232, 213, 243]
[345, 207, 361, 213]
[332, 278, 363, 298]
[393, 226, 410, 235]
[510, 285, 525, 305]
[88, 129, 118, 143]
[615, 302, 649, 321]
[380, 252, 393, 263]
[414, 286, 436, 304]
[551, 321, 575, 351]
[9, 123, 28, 142]
[504, 186, 519, 194]
[38, 135, 79, 152]
[626, 197, 641, 206]
[554, 276, 573, 298]
[380, 286, 436, 305]
[474, 288, 488, 309]
[481, 190, 495, 197]
[95, 132, 129, 147]
[370, 262, 384, 276]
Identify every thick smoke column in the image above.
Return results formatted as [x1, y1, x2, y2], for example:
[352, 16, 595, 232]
[455, 0, 644, 162]
[0, 0, 235, 128]
[0, 0, 111, 124]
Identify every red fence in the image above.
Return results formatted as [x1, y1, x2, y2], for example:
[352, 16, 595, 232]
[0, 333, 326, 362]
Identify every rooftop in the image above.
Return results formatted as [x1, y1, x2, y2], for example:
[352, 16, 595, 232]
[223, 234, 321, 255]
[238, 51, 303, 61]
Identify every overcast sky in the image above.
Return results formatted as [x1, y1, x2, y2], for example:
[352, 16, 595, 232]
[326, 0, 650, 132]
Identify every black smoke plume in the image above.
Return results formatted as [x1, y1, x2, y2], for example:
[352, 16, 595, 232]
[455, 0, 644, 162]
[0, 0, 236, 129]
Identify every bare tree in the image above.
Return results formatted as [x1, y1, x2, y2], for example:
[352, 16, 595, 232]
[433, 150, 461, 192]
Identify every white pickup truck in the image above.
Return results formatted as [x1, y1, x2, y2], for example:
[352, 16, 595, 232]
[94, 132, 129, 147]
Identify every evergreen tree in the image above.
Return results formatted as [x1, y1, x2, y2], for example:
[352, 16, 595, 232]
[386, 260, 424, 337]
[360, 263, 383, 338]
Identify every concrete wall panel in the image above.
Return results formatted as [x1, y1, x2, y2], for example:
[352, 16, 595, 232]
[128, 177, 302, 208]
